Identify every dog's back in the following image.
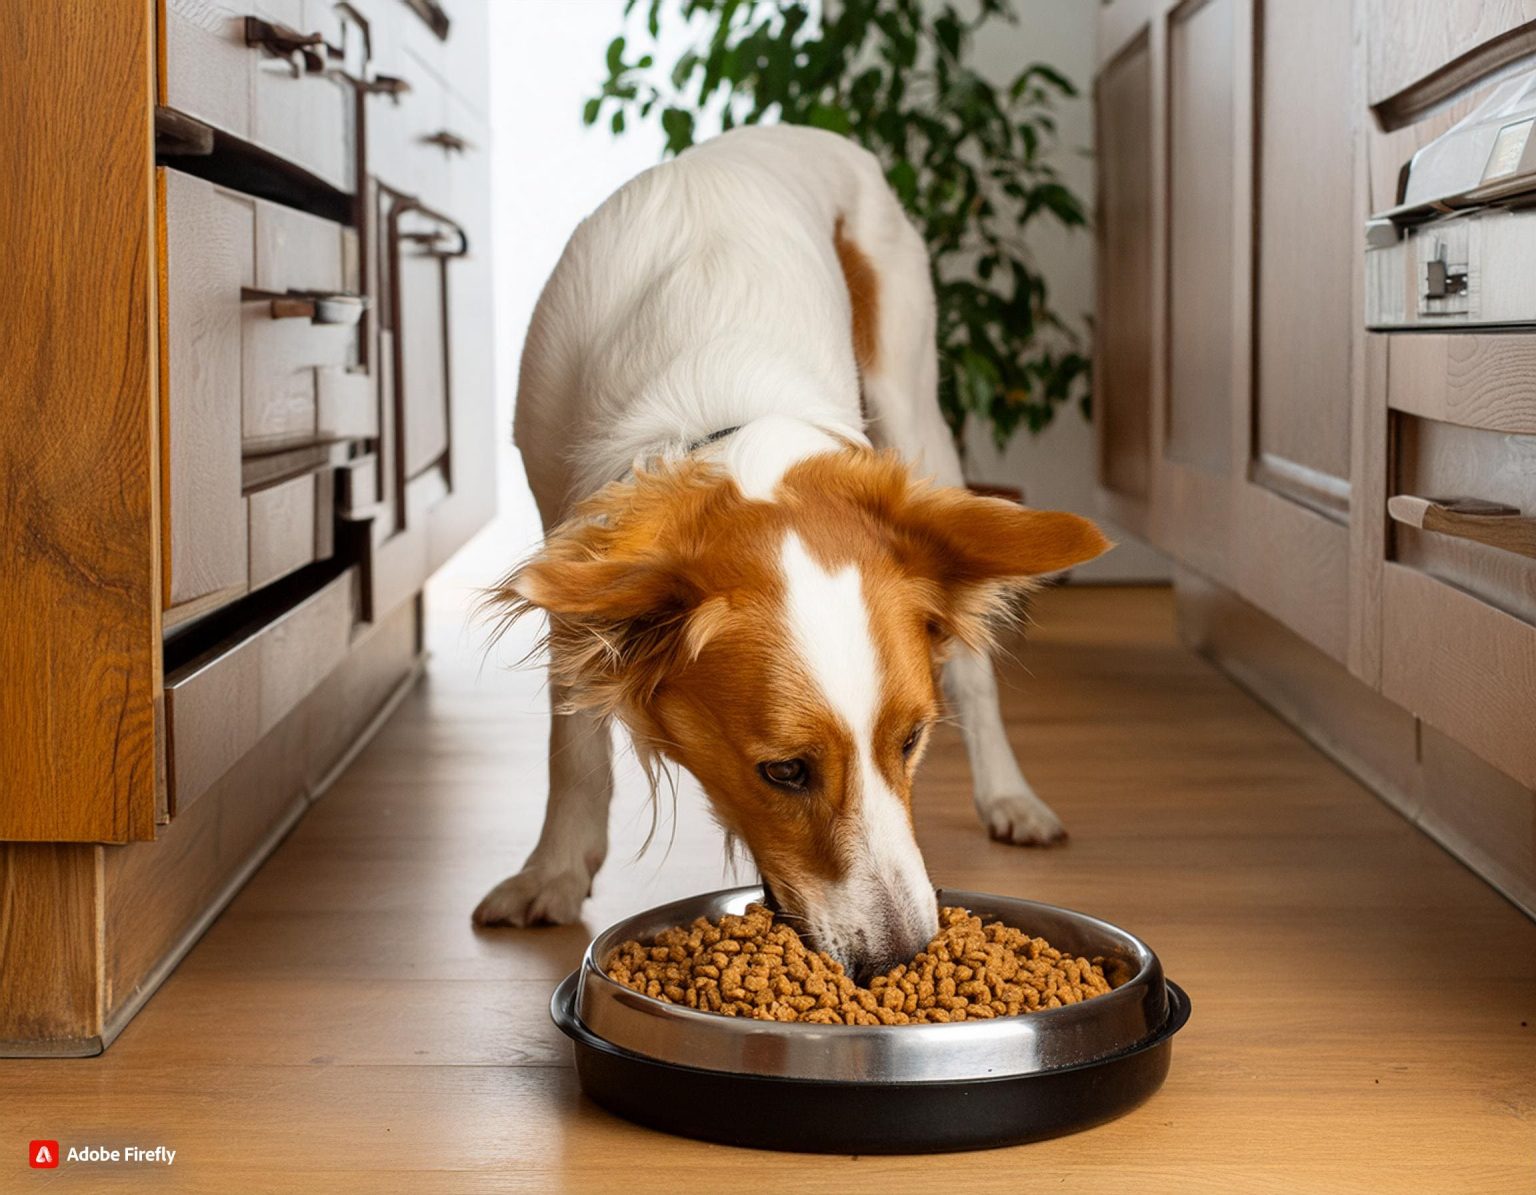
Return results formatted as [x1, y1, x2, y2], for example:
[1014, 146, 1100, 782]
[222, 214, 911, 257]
[514, 126, 892, 518]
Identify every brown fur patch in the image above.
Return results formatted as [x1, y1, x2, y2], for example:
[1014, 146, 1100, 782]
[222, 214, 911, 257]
[489, 449, 1110, 905]
[834, 216, 880, 374]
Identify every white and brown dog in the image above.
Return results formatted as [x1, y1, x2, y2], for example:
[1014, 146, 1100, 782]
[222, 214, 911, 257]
[476, 126, 1109, 981]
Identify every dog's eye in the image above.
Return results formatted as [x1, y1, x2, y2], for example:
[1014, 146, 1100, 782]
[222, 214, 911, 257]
[902, 725, 924, 758]
[758, 759, 809, 791]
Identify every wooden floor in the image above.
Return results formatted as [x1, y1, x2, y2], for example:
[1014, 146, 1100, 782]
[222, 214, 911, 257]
[6, 559, 1534, 1190]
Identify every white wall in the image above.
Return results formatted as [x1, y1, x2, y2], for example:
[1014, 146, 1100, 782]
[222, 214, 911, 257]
[482, 0, 1167, 581]
[482, 1, 681, 558]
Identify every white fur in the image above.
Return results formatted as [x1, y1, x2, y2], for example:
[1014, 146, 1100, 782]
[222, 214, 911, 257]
[514, 126, 881, 513]
[779, 533, 938, 968]
[707, 415, 859, 501]
[475, 126, 1066, 937]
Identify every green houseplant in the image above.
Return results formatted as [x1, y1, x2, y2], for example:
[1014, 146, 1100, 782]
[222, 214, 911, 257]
[584, 0, 1090, 453]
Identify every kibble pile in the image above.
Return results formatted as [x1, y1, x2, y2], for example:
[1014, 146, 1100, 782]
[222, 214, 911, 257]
[603, 903, 1114, 1025]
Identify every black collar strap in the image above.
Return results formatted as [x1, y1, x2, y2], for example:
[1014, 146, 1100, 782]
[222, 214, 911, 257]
[687, 425, 741, 453]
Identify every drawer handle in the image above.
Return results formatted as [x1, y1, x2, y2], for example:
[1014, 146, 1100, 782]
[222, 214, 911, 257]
[422, 129, 474, 154]
[244, 16, 333, 73]
[244, 288, 370, 327]
[1388, 495, 1536, 561]
[354, 72, 412, 99]
[390, 200, 469, 258]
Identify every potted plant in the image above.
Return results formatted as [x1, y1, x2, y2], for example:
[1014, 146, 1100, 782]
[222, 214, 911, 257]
[585, 0, 1091, 497]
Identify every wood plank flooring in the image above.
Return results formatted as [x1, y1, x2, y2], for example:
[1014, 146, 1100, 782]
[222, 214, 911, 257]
[3, 540, 1532, 1191]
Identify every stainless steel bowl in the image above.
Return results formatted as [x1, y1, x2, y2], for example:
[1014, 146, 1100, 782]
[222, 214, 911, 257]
[572, 885, 1168, 1083]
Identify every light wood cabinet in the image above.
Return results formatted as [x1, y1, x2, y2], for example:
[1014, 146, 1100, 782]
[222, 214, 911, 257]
[1164, 0, 1237, 482]
[1098, 0, 1536, 915]
[1094, 34, 1154, 516]
[1, 0, 494, 1055]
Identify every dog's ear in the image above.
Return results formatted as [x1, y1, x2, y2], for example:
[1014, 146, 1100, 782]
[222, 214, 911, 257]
[485, 463, 736, 715]
[781, 450, 1111, 654]
[895, 484, 1111, 652]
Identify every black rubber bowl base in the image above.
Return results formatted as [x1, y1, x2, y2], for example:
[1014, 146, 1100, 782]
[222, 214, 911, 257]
[551, 973, 1190, 1154]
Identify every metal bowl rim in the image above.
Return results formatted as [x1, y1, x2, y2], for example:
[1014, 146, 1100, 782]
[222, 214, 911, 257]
[578, 885, 1161, 1040]
[554, 971, 1192, 1087]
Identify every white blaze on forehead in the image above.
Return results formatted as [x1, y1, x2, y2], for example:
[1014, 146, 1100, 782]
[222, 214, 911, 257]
[779, 531, 880, 739]
[778, 532, 935, 962]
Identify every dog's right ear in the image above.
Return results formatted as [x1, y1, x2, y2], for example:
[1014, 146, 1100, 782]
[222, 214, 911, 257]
[510, 554, 695, 625]
[486, 464, 738, 716]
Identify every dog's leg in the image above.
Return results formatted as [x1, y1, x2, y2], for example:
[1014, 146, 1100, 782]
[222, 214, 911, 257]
[842, 198, 1066, 846]
[473, 684, 614, 926]
[941, 649, 1067, 845]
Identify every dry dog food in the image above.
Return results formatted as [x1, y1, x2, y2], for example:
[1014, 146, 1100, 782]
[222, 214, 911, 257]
[603, 904, 1114, 1024]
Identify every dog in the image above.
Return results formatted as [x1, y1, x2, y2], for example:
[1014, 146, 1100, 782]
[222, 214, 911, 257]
[475, 126, 1109, 981]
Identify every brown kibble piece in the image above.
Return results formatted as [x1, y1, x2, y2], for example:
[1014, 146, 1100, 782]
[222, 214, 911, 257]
[602, 904, 1113, 1025]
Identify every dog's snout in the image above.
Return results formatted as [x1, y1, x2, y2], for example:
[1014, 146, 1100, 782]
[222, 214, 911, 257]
[850, 951, 900, 988]
[844, 898, 938, 986]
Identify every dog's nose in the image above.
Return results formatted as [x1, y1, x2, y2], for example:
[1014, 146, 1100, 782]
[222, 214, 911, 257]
[847, 911, 936, 986]
[849, 951, 904, 988]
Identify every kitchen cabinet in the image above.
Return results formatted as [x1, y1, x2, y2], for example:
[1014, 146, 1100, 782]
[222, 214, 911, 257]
[0, 0, 494, 1054]
[1097, 0, 1536, 916]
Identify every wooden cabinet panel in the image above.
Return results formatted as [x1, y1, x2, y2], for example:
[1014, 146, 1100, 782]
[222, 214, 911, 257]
[162, 170, 361, 624]
[367, 1, 458, 207]
[0, 846, 100, 1048]
[249, 4, 352, 192]
[162, 0, 252, 142]
[1222, 0, 1355, 665]
[241, 318, 351, 450]
[316, 367, 378, 440]
[1165, 0, 1236, 475]
[162, 0, 358, 192]
[398, 229, 450, 480]
[1366, 0, 1536, 113]
[1387, 334, 1536, 434]
[0, 2, 159, 843]
[165, 569, 356, 812]
[254, 198, 346, 294]
[1252, 0, 1354, 507]
[1091, 0, 1536, 908]
[1392, 412, 1536, 637]
[1381, 563, 1536, 788]
[244, 194, 354, 450]
[1095, 35, 1154, 505]
[428, 109, 497, 574]
[248, 471, 331, 591]
[373, 49, 452, 214]
[161, 169, 252, 611]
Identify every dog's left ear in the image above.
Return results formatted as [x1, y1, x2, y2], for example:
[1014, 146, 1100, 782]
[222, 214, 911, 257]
[892, 483, 1113, 652]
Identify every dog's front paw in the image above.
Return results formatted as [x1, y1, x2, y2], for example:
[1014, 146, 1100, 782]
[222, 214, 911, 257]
[977, 793, 1068, 847]
[472, 864, 591, 928]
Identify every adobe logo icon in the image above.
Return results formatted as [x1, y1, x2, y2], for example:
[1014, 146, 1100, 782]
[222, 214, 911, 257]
[28, 1141, 59, 1169]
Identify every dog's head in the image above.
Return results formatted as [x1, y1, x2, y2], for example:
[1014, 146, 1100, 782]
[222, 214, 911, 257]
[496, 448, 1109, 980]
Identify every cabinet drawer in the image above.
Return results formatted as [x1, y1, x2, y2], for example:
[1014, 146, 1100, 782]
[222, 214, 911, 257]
[242, 198, 358, 450]
[1383, 405, 1536, 787]
[161, 0, 363, 192]
[1393, 416, 1536, 622]
[366, 4, 484, 215]
[165, 568, 358, 812]
[160, 167, 370, 616]
[248, 469, 334, 590]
